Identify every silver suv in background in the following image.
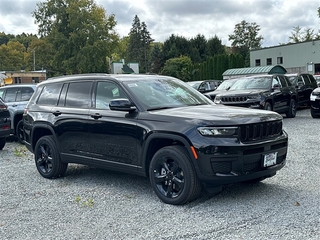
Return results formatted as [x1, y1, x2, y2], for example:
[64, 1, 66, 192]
[0, 84, 36, 143]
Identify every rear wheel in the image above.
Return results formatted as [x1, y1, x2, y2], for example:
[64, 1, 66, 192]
[149, 145, 202, 205]
[286, 99, 296, 118]
[34, 135, 68, 178]
[16, 120, 24, 144]
[0, 137, 6, 150]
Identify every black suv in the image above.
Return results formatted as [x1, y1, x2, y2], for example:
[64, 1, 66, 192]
[0, 97, 11, 150]
[214, 74, 298, 118]
[23, 74, 288, 205]
[286, 73, 318, 106]
[0, 84, 37, 143]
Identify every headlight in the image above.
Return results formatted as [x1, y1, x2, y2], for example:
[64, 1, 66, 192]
[197, 127, 238, 136]
[247, 94, 261, 100]
[214, 96, 221, 103]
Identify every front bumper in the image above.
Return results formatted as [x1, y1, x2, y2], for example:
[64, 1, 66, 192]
[193, 133, 288, 186]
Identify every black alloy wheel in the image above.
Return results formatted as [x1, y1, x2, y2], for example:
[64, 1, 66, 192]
[34, 136, 68, 179]
[16, 120, 24, 144]
[286, 99, 296, 118]
[149, 145, 202, 205]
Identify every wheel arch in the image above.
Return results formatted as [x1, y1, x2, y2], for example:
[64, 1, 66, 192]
[142, 132, 197, 177]
[30, 123, 57, 152]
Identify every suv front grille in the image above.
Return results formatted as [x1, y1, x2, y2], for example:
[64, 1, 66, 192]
[221, 96, 247, 102]
[240, 120, 282, 142]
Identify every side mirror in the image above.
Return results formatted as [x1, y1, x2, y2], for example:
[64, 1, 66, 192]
[272, 84, 280, 89]
[109, 98, 136, 112]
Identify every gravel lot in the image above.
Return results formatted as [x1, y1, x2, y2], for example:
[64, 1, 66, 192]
[0, 108, 319, 240]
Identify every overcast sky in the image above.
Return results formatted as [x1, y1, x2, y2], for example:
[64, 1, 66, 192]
[0, 0, 319, 47]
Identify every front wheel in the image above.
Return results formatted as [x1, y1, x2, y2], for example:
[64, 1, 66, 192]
[264, 102, 272, 111]
[149, 145, 202, 205]
[286, 99, 296, 118]
[34, 135, 68, 178]
[311, 109, 320, 118]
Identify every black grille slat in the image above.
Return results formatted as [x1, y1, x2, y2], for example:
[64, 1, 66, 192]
[240, 120, 283, 142]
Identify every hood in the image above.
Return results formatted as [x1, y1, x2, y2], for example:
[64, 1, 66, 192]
[145, 104, 282, 125]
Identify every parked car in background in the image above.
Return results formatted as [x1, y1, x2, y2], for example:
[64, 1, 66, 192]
[0, 97, 11, 150]
[314, 75, 320, 87]
[23, 74, 288, 205]
[214, 74, 298, 118]
[204, 78, 238, 101]
[286, 73, 318, 106]
[187, 80, 221, 93]
[310, 87, 320, 118]
[0, 84, 37, 143]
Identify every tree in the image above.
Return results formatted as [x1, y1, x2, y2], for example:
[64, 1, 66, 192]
[190, 34, 207, 63]
[127, 15, 154, 73]
[0, 41, 25, 71]
[228, 20, 263, 50]
[161, 56, 192, 81]
[288, 26, 317, 43]
[32, 0, 119, 75]
[206, 35, 226, 57]
[150, 43, 164, 74]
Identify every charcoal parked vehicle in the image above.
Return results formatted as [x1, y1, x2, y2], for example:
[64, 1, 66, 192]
[0, 84, 37, 143]
[23, 74, 288, 205]
[0, 97, 10, 150]
[310, 87, 320, 118]
[214, 74, 298, 118]
[204, 78, 238, 101]
[286, 73, 318, 106]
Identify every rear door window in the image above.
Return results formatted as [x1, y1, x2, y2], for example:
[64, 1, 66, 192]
[4, 88, 18, 102]
[65, 81, 93, 108]
[38, 83, 63, 106]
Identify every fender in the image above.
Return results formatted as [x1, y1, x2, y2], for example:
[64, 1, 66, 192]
[140, 132, 201, 176]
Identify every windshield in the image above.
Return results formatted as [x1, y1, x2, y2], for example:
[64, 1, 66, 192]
[216, 80, 236, 90]
[123, 77, 212, 110]
[229, 77, 272, 90]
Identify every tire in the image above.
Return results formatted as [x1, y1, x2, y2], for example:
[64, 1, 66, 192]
[149, 145, 202, 205]
[34, 135, 68, 179]
[311, 109, 320, 118]
[264, 102, 272, 111]
[16, 120, 25, 144]
[286, 99, 296, 118]
[0, 137, 6, 150]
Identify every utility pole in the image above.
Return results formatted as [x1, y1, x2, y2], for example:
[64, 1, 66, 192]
[33, 50, 35, 71]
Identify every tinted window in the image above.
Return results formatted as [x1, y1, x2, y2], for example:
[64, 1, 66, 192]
[21, 87, 35, 101]
[95, 81, 125, 109]
[302, 75, 311, 84]
[4, 88, 18, 102]
[65, 81, 92, 108]
[38, 84, 63, 106]
[272, 77, 282, 87]
[279, 76, 288, 87]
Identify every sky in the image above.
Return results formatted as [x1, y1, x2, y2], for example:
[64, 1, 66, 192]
[0, 0, 319, 48]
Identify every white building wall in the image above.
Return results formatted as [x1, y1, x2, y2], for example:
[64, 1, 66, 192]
[250, 40, 320, 74]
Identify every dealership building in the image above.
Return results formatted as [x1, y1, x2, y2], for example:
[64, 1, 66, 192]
[250, 40, 320, 75]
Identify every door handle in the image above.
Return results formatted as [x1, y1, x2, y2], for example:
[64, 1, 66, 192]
[53, 111, 62, 116]
[91, 113, 102, 119]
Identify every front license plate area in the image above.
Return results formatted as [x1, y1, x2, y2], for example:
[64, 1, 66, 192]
[263, 152, 278, 167]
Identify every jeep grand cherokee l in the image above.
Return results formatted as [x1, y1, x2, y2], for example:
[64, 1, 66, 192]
[214, 74, 297, 118]
[23, 74, 288, 205]
[286, 73, 317, 106]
